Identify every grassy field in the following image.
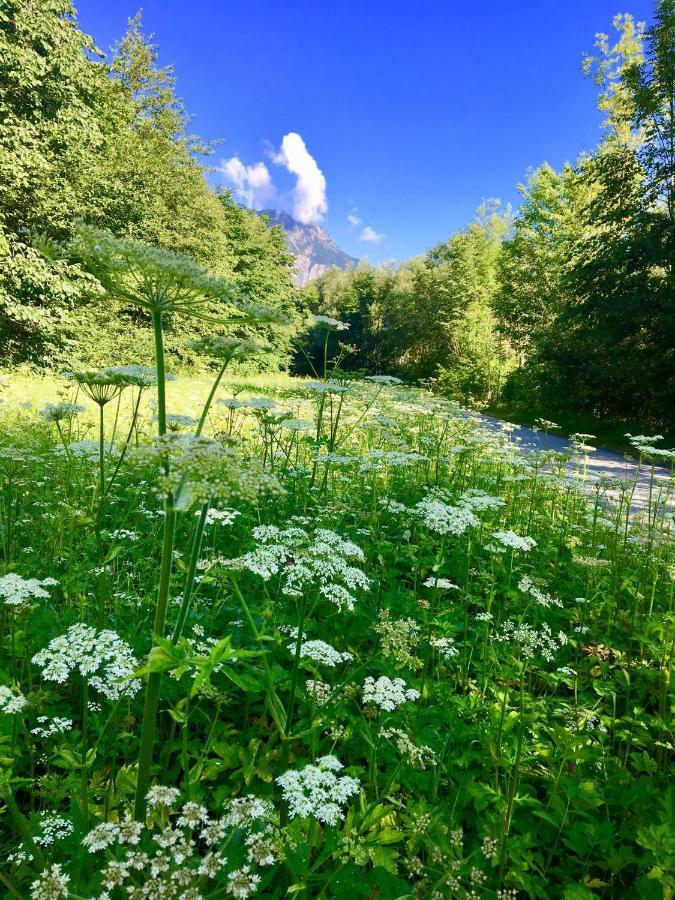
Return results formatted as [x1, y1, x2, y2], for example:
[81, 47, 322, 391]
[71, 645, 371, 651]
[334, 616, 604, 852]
[0, 366, 673, 899]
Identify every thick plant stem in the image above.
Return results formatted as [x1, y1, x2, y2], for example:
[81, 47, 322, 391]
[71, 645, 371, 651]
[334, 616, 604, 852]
[133, 308, 175, 822]
[133, 501, 176, 821]
[98, 403, 105, 491]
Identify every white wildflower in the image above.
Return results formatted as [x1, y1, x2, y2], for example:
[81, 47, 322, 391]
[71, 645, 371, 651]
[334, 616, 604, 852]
[362, 676, 420, 711]
[32, 624, 140, 700]
[276, 756, 360, 825]
[290, 639, 353, 667]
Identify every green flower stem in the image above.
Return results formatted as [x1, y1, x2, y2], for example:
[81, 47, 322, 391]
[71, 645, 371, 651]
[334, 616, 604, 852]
[285, 591, 309, 742]
[172, 500, 210, 642]
[104, 387, 144, 497]
[195, 359, 231, 437]
[133, 306, 176, 822]
[80, 679, 89, 827]
[133, 499, 176, 821]
[0, 784, 45, 869]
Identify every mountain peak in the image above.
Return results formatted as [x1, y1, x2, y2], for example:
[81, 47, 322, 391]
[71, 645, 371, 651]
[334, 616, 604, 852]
[260, 209, 359, 287]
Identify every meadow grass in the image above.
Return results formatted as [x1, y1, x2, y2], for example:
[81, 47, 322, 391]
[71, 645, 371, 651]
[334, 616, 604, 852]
[0, 364, 673, 900]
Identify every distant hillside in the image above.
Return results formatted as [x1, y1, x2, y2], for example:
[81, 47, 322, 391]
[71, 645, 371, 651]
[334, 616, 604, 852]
[260, 209, 359, 286]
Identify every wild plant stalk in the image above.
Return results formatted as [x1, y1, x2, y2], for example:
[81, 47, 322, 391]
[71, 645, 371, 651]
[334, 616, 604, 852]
[133, 308, 176, 821]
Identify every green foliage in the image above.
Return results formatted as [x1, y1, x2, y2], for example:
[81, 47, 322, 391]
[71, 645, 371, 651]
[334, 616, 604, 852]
[0, 366, 672, 897]
[299, 202, 514, 406]
[0, 1, 299, 371]
[496, 2, 674, 431]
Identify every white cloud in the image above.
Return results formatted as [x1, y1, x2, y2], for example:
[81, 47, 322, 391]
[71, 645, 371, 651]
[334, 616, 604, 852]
[359, 225, 385, 244]
[272, 132, 327, 224]
[347, 210, 361, 227]
[218, 156, 276, 209]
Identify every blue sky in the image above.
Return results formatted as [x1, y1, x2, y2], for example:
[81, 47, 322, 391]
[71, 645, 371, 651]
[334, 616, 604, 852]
[76, 0, 654, 264]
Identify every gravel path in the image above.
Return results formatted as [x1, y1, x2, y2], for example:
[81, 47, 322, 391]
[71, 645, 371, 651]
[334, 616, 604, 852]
[478, 415, 673, 518]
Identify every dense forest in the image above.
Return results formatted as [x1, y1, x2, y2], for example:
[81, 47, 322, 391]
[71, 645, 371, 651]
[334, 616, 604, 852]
[303, 5, 674, 430]
[1, 0, 673, 428]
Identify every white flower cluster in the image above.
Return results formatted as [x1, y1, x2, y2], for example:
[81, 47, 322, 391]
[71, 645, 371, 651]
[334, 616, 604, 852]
[40, 401, 85, 423]
[364, 375, 403, 385]
[495, 619, 568, 662]
[225, 525, 369, 611]
[414, 496, 479, 536]
[31, 716, 72, 738]
[290, 638, 353, 667]
[305, 679, 333, 706]
[490, 531, 537, 552]
[312, 314, 350, 331]
[0, 684, 27, 714]
[362, 676, 420, 711]
[223, 795, 275, 830]
[203, 507, 241, 527]
[430, 636, 460, 660]
[518, 575, 563, 609]
[423, 576, 458, 590]
[276, 755, 360, 825]
[79, 791, 275, 898]
[459, 489, 506, 511]
[32, 623, 140, 700]
[0, 572, 57, 608]
[366, 449, 427, 468]
[30, 864, 69, 900]
[380, 727, 436, 769]
[304, 381, 350, 395]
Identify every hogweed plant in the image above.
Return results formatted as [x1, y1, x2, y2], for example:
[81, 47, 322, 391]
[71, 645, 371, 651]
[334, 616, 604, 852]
[0, 235, 673, 896]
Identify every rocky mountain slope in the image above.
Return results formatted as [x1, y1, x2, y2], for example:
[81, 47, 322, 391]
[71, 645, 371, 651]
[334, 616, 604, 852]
[260, 209, 359, 286]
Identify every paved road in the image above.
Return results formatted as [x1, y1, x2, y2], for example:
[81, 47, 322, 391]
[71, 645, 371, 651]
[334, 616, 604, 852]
[478, 415, 673, 518]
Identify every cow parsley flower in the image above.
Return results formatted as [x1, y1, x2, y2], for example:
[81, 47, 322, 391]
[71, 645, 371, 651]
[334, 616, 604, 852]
[223, 795, 275, 830]
[362, 676, 420, 711]
[40, 402, 85, 422]
[276, 756, 360, 825]
[495, 619, 567, 662]
[0, 572, 56, 608]
[32, 624, 140, 700]
[311, 314, 350, 331]
[430, 636, 460, 660]
[364, 375, 403, 385]
[290, 639, 353, 667]
[518, 575, 563, 608]
[414, 496, 479, 536]
[146, 785, 181, 809]
[30, 864, 69, 900]
[304, 381, 350, 395]
[227, 865, 261, 898]
[423, 576, 459, 590]
[491, 531, 537, 552]
[380, 728, 436, 769]
[0, 684, 28, 714]
[226, 525, 369, 611]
